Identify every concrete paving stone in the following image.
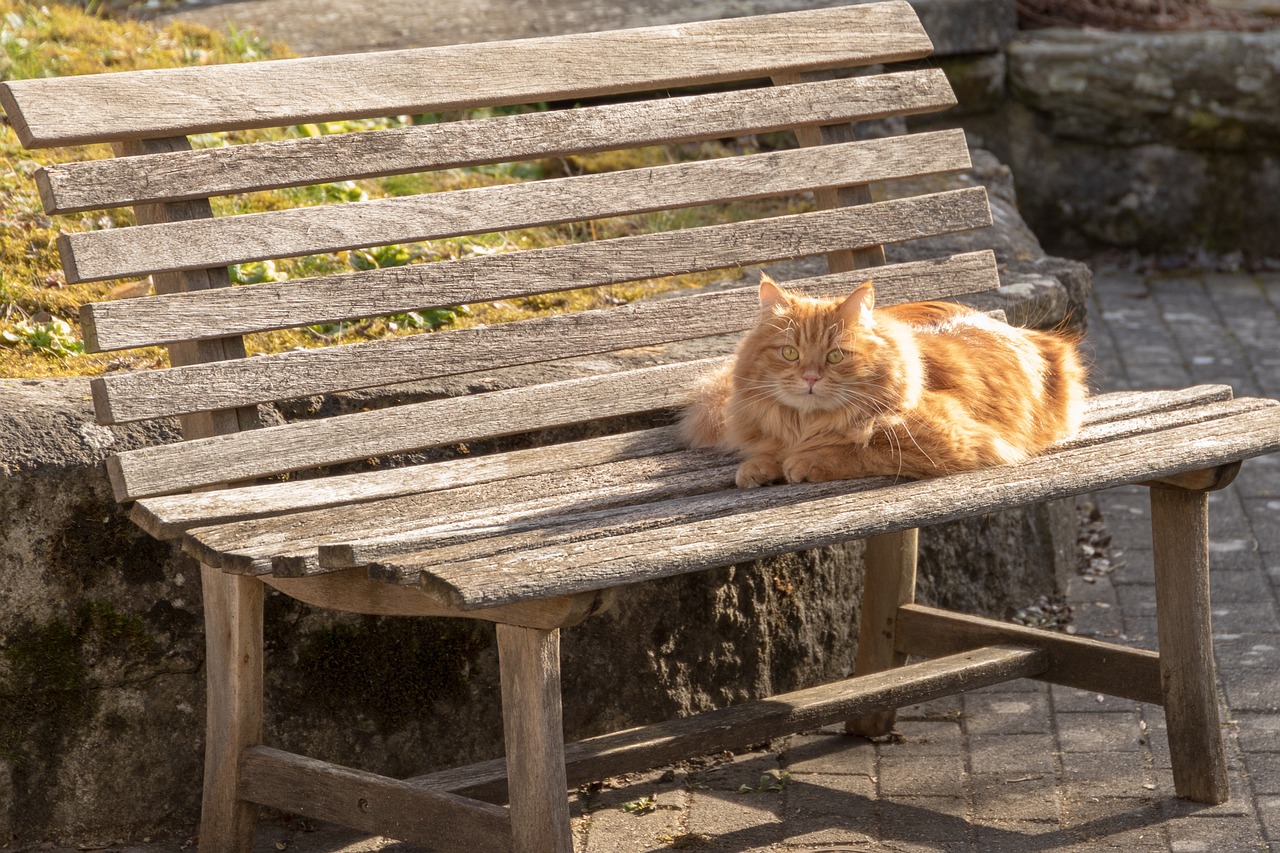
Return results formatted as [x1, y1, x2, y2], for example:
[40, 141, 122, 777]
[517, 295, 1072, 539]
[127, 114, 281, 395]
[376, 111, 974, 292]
[973, 820, 1066, 852]
[1059, 750, 1152, 799]
[688, 748, 785, 793]
[1243, 498, 1280, 552]
[1234, 712, 1280, 753]
[1056, 709, 1147, 753]
[1115, 583, 1159, 618]
[878, 751, 967, 798]
[1235, 454, 1280, 500]
[1244, 752, 1280, 794]
[1050, 685, 1145, 714]
[1110, 547, 1157, 586]
[581, 784, 687, 853]
[1209, 567, 1274, 603]
[682, 788, 783, 851]
[887, 719, 965, 756]
[878, 795, 970, 843]
[967, 733, 1056, 777]
[1163, 815, 1270, 852]
[780, 775, 877, 847]
[1210, 603, 1280, 634]
[970, 773, 1060, 823]
[782, 730, 876, 778]
[1256, 795, 1280, 849]
[1118, 615, 1160, 649]
[962, 691, 1053, 735]
[1215, 634, 1280, 711]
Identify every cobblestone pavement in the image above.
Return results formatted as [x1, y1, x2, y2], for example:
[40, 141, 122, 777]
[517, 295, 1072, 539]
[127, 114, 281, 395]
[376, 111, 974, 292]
[60, 271, 1270, 853]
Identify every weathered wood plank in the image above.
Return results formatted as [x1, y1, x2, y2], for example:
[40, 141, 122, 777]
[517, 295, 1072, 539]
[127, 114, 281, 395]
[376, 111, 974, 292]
[131, 427, 686, 538]
[410, 646, 1047, 803]
[41, 70, 955, 214]
[894, 604, 1163, 704]
[0, 1, 930, 147]
[846, 529, 918, 737]
[1149, 486, 1230, 803]
[82, 227, 994, 353]
[60, 130, 973, 283]
[498, 625, 574, 853]
[90, 189, 992, 425]
[238, 746, 511, 850]
[261, 569, 614, 630]
[126, 385, 1236, 539]
[267, 397, 1280, 580]
[107, 359, 714, 501]
[393, 405, 1280, 609]
[182, 455, 738, 574]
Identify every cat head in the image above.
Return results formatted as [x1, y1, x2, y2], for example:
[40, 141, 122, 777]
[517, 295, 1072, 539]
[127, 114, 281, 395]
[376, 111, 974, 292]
[735, 273, 883, 413]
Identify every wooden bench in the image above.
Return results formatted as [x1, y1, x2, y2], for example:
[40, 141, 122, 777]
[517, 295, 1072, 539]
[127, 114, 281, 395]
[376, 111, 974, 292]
[4, 3, 1279, 850]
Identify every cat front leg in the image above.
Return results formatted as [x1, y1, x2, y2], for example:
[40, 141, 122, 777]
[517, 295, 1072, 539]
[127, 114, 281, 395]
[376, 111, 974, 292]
[782, 449, 867, 484]
[735, 454, 784, 488]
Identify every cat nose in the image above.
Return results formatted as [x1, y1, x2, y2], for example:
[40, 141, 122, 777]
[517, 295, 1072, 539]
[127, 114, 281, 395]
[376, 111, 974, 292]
[802, 372, 820, 389]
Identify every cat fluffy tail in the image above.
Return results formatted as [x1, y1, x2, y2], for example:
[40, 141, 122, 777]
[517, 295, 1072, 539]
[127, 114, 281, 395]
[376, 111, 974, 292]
[679, 362, 734, 449]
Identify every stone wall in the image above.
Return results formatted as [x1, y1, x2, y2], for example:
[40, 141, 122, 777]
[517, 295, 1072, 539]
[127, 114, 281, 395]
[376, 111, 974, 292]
[915, 20, 1280, 264]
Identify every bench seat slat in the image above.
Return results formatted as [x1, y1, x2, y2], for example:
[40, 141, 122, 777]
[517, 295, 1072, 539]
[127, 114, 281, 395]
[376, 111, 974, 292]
[0, 2, 930, 147]
[172, 390, 1257, 578]
[183, 456, 741, 574]
[40, 70, 956, 215]
[130, 384, 1236, 542]
[107, 359, 716, 501]
[90, 191, 994, 426]
[308, 393, 1270, 578]
[322, 394, 1272, 578]
[387, 403, 1280, 610]
[60, 129, 973, 283]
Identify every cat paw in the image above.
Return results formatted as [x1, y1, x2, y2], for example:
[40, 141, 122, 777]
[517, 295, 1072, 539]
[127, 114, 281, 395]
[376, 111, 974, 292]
[783, 455, 840, 484]
[735, 457, 782, 488]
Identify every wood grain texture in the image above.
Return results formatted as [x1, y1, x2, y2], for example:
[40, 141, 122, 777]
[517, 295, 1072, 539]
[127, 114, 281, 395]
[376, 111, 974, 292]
[107, 359, 715, 500]
[90, 188, 992, 424]
[61, 130, 973, 283]
[82, 227, 994, 353]
[126, 385, 1235, 538]
[1149, 486, 1230, 803]
[131, 427, 685, 538]
[0, 1, 930, 147]
[409, 646, 1047, 803]
[498, 625, 574, 853]
[846, 528, 918, 737]
[41, 70, 955, 214]
[198, 567, 263, 853]
[895, 604, 1163, 704]
[238, 746, 511, 850]
[261, 569, 613, 629]
[392, 405, 1280, 610]
[182, 455, 738, 574]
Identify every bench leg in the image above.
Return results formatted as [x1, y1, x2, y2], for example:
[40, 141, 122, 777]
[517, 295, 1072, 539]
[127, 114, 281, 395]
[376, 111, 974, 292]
[199, 566, 264, 852]
[847, 528, 919, 737]
[1150, 486, 1230, 804]
[498, 624, 574, 853]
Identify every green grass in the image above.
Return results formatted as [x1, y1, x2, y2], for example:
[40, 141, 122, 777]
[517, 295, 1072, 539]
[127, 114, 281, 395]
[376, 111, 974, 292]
[0, 0, 809, 379]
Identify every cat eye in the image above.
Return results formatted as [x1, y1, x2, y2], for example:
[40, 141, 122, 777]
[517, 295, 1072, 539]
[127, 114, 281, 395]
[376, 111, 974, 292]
[781, 346, 799, 361]
[826, 349, 844, 364]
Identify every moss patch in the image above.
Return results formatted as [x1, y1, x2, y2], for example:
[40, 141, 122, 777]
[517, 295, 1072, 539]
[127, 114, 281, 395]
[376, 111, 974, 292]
[289, 616, 492, 732]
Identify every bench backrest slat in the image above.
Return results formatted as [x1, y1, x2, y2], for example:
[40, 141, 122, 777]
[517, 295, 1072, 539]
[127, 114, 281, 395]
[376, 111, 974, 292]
[1, 1, 1008, 504]
[104, 250, 1000, 500]
[0, 2, 930, 147]
[59, 130, 971, 284]
[89, 193, 993, 426]
[38, 70, 955, 215]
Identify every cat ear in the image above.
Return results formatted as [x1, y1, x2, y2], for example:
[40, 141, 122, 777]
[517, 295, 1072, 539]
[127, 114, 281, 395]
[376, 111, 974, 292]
[758, 273, 790, 313]
[836, 280, 876, 330]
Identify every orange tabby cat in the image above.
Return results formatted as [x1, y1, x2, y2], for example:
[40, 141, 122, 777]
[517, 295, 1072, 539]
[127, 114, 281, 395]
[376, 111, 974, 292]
[681, 273, 1087, 487]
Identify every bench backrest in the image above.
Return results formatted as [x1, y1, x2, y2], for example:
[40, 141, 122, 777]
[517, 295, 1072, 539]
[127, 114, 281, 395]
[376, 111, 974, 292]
[0, 1, 999, 504]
